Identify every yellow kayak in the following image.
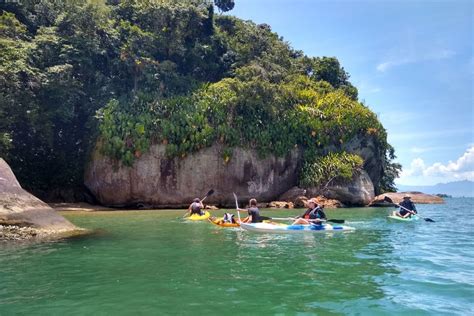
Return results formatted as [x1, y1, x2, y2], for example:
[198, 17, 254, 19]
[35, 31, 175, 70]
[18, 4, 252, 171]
[208, 216, 241, 227]
[188, 211, 211, 221]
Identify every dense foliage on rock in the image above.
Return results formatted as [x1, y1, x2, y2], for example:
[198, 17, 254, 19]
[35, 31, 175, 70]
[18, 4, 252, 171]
[300, 152, 364, 190]
[0, 0, 400, 198]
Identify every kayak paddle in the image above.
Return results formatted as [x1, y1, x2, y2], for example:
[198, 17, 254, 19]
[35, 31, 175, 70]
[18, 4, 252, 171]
[233, 192, 243, 229]
[183, 189, 215, 218]
[383, 196, 435, 222]
[201, 189, 215, 202]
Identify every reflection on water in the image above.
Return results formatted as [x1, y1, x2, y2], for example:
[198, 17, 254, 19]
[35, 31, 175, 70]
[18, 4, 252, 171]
[0, 199, 473, 315]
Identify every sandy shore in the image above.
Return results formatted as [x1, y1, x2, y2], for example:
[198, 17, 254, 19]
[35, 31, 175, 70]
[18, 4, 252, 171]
[49, 202, 115, 212]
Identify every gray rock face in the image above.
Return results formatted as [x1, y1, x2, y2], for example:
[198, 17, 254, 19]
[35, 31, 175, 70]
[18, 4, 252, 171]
[307, 169, 375, 206]
[0, 158, 78, 232]
[340, 135, 384, 194]
[85, 145, 301, 207]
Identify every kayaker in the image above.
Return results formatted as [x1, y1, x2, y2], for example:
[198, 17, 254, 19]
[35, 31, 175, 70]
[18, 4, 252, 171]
[292, 198, 326, 225]
[396, 195, 417, 218]
[241, 198, 262, 223]
[223, 212, 236, 224]
[187, 198, 204, 217]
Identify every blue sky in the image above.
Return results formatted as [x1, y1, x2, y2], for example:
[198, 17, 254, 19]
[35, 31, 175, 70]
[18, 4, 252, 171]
[227, 0, 473, 186]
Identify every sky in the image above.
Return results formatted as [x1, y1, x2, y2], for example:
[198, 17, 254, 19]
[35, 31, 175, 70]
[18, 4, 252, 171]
[227, 0, 473, 186]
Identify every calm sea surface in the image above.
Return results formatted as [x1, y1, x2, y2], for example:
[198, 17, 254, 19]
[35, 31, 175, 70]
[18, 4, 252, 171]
[1, 198, 473, 315]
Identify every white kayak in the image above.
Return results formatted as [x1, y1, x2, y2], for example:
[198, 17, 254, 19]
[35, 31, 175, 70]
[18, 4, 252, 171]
[387, 214, 420, 222]
[239, 222, 355, 233]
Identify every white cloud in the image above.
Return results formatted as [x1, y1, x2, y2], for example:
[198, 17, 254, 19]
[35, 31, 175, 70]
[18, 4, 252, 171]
[401, 146, 474, 180]
[377, 49, 456, 72]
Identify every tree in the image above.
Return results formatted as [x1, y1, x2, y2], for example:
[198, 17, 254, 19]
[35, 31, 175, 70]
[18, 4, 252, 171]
[214, 0, 235, 12]
[380, 145, 402, 193]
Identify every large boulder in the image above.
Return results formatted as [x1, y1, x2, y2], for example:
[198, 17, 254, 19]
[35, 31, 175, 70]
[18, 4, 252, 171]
[278, 186, 308, 208]
[85, 144, 301, 207]
[0, 159, 80, 238]
[321, 135, 384, 194]
[306, 169, 375, 206]
[341, 135, 384, 192]
[370, 191, 444, 206]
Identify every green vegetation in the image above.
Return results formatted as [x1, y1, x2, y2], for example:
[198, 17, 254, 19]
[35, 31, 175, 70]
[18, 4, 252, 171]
[300, 152, 364, 191]
[0, 0, 400, 197]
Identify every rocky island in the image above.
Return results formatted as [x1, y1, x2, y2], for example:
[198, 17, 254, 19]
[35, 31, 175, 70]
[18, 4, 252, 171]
[1, 1, 400, 209]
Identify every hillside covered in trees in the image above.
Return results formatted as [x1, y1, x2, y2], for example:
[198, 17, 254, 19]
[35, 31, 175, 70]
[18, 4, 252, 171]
[0, 0, 401, 201]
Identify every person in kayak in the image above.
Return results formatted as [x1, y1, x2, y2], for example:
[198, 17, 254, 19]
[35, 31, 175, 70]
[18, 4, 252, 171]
[187, 198, 204, 217]
[292, 198, 326, 225]
[241, 198, 262, 223]
[395, 195, 417, 218]
[222, 212, 237, 224]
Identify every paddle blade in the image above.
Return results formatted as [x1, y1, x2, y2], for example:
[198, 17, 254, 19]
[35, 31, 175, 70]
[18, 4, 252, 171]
[232, 192, 239, 209]
[383, 196, 394, 204]
[207, 189, 215, 197]
[327, 219, 345, 224]
[424, 218, 435, 222]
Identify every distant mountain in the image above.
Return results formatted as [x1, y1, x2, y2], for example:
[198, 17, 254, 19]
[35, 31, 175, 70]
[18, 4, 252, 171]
[396, 180, 474, 197]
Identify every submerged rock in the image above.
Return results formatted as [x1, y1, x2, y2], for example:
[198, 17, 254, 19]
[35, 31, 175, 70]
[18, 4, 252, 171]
[0, 159, 82, 240]
[370, 191, 445, 206]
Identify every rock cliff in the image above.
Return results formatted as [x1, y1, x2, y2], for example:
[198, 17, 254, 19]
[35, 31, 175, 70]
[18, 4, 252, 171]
[85, 134, 384, 207]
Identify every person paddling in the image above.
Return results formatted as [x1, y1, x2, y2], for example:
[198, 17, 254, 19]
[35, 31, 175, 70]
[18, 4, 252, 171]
[241, 198, 262, 223]
[395, 195, 417, 218]
[292, 198, 326, 225]
[187, 198, 204, 217]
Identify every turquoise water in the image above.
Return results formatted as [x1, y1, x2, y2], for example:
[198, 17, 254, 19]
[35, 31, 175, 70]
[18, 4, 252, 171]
[1, 198, 473, 315]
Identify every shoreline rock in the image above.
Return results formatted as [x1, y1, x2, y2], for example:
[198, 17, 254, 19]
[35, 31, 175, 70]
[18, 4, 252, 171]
[0, 158, 85, 241]
[267, 201, 294, 209]
[0, 224, 89, 241]
[278, 187, 344, 208]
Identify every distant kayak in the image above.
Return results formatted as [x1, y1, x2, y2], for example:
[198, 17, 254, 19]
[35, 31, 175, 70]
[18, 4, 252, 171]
[188, 211, 211, 221]
[240, 222, 355, 233]
[208, 216, 240, 227]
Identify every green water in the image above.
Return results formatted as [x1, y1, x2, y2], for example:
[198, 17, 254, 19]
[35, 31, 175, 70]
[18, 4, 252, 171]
[1, 198, 473, 315]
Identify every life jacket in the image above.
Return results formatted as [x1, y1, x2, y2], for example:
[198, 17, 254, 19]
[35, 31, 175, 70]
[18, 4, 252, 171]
[304, 207, 320, 219]
[223, 213, 235, 223]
